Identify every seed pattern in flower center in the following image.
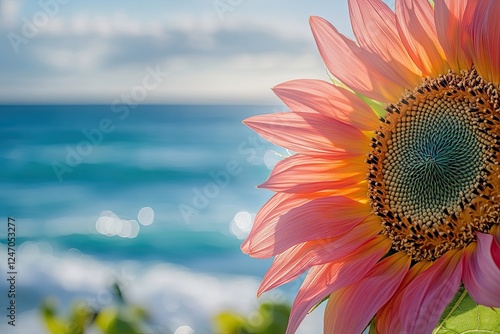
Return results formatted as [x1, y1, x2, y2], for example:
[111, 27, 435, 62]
[384, 102, 483, 225]
[367, 69, 500, 262]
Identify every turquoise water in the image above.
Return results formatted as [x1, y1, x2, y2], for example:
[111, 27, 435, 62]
[1, 104, 271, 265]
[0, 104, 327, 333]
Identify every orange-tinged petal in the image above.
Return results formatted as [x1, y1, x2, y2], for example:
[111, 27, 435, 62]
[337, 183, 371, 203]
[243, 112, 370, 158]
[396, 0, 449, 76]
[272, 79, 379, 131]
[463, 0, 500, 85]
[285, 236, 391, 334]
[262, 174, 363, 194]
[349, 0, 422, 89]
[259, 154, 366, 193]
[258, 219, 383, 295]
[492, 225, 500, 247]
[309, 16, 405, 102]
[434, 0, 472, 72]
[323, 252, 410, 334]
[242, 196, 371, 258]
[463, 233, 500, 307]
[397, 249, 462, 334]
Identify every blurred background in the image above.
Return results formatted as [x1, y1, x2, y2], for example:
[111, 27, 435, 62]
[0, 1, 392, 333]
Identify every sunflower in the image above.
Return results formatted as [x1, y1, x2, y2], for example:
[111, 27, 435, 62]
[241, 0, 500, 333]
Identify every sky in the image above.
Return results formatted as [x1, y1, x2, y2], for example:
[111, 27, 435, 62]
[0, 0, 393, 104]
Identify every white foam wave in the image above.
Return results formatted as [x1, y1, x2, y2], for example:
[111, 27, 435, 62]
[0, 242, 324, 333]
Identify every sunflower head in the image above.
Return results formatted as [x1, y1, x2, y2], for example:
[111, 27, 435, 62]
[242, 1, 500, 333]
[369, 68, 500, 262]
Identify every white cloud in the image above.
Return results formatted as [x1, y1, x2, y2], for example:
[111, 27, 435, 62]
[0, 7, 332, 104]
[149, 52, 325, 104]
[0, 0, 22, 28]
[35, 42, 111, 71]
[38, 12, 166, 38]
[227, 52, 318, 71]
[0, 51, 325, 104]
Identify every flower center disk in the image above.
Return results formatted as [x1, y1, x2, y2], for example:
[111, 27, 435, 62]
[368, 69, 500, 262]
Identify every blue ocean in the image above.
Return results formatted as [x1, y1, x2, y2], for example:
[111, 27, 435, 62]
[0, 105, 324, 333]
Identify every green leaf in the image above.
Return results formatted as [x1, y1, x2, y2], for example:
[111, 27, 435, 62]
[213, 302, 291, 334]
[368, 319, 378, 334]
[434, 287, 500, 334]
[213, 311, 247, 334]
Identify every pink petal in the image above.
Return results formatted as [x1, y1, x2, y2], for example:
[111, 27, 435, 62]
[396, 0, 449, 76]
[285, 236, 391, 334]
[242, 191, 357, 255]
[259, 154, 366, 193]
[376, 260, 432, 334]
[243, 196, 371, 258]
[492, 227, 500, 268]
[462, 0, 500, 84]
[434, 0, 472, 72]
[397, 250, 462, 334]
[324, 252, 410, 334]
[258, 219, 383, 295]
[243, 112, 369, 158]
[349, 0, 422, 89]
[241, 192, 311, 255]
[272, 79, 380, 131]
[309, 16, 405, 102]
[463, 232, 500, 307]
[492, 226, 500, 246]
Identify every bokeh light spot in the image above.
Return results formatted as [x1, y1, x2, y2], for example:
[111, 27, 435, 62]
[174, 325, 194, 334]
[230, 211, 253, 239]
[138, 206, 154, 226]
[96, 211, 140, 238]
[264, 150, 281, 169]
[128, 220, 140, 238]
[248, 310, 265, 327]
[118, 219, 132, 238]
